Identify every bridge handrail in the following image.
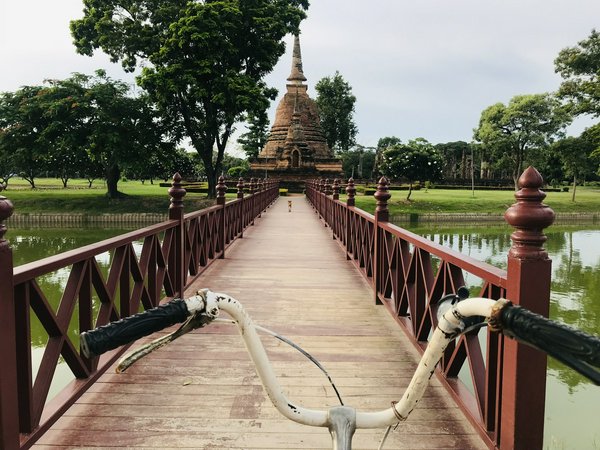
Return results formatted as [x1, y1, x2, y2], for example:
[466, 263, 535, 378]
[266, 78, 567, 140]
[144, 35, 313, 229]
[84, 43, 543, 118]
[0, 174, 279, 450]
[305, 169, 555, 450]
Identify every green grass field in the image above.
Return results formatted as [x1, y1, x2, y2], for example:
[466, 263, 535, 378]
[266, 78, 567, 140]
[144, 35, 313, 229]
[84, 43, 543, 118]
[350, 186, 600, 215]
[2, 178, 216, 214]
[2, 178, 599, 215]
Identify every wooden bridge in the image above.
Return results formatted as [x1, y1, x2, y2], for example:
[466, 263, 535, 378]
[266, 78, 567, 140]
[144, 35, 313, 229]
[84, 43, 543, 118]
[0, 170, 555, 449]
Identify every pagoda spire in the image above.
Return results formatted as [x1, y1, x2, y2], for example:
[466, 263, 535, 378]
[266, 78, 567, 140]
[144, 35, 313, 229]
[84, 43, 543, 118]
[287, 34, 307, 85]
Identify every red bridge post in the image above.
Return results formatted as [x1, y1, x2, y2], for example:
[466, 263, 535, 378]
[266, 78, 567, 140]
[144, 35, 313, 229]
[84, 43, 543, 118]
[168, 173, 186, 300]
[373, 177, 390, 305]
[237, 178, 245, 238]
[501, 166, 555, 450]
[216, 175, 227, 259]
[345, 177, 356, 261]
[0, 193, 19, 450]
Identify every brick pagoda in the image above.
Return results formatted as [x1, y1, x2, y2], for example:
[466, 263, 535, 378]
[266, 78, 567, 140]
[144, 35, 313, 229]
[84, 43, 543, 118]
[250, 35, 343, 185]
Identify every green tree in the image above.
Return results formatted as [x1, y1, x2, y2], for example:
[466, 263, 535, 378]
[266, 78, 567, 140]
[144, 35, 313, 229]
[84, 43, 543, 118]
[315, 71, 357, 153]
[238, 110, 270, 159]
[0, 85, 54, 189]
[374, 136, 402, 178]
[82, 71, 169, 198]
[340, 145, 375, 179]
[435, 141, 471, 181]
[473, 94, 571, 189]
[555, 29, 600, 117]
[551, 137, 595, 201]
[380, 138, 442, 200]
[71, 0, 307, 197]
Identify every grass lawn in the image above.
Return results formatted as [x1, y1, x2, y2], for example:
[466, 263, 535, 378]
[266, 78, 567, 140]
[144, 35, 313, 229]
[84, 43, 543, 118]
[2, 178, 216, 214]
[2, 178, 599, 215]
[350, 186, 600, 215]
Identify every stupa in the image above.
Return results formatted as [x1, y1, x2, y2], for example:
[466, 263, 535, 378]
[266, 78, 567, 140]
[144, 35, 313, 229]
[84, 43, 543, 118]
[249, 35, 343, 182]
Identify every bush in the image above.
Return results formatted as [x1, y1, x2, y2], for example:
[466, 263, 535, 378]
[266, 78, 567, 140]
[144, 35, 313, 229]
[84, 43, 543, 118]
[279, 188, 288, 196]
[562, 186, 569, 192]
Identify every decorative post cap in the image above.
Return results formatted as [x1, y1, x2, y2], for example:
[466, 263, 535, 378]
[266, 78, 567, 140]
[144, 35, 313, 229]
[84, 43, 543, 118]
[346, 177, 356, 207]
[249, 177, 256, 194]
[216, 175, 227, 205]
[0, 194, 14, 241]
[237, 177, 245, 199]
[168, 173, 186, 218]
[374, 176, 391, 222]
[333, 178, 340, 200]
[325, 179, 332, 196]
[504, 166, 555, 260]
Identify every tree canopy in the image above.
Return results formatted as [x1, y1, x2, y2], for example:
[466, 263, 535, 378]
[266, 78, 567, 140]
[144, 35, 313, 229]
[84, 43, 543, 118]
[237, 110, 270, 159]
[71, 0, 308, 197]
[473, 93, 571, 189]
[380, 138, 442, 200]
[555, 29, 600, 117]
[0, 71, 171, 196]
[315, 71, 357, 153]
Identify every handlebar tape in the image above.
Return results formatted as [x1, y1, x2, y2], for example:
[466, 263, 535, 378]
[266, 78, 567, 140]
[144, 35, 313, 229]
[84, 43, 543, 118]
[80, 298, 190, 358]
[500, 305, 600, 385]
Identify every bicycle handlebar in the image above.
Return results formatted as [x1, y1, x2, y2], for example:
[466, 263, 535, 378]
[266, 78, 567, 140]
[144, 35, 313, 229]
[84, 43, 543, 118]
[494, 302, 600, 384]
[79, 290, 600, 450]
[80, 294, 207, 358]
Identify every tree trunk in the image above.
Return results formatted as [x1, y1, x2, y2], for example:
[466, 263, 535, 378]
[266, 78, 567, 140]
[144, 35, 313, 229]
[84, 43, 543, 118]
[106, 163, 121, 199]
[61, 177, 68, 188]
[406, 181, 413, 201]
[206, 167, 217, 199]
[571, 175, 577, 202]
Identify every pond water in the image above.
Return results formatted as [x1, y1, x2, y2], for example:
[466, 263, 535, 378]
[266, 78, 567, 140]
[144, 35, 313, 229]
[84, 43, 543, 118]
[7, 223, 600, 449]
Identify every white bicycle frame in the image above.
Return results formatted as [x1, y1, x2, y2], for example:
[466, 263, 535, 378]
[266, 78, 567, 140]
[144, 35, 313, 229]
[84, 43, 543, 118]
[118, 291, 500, 450]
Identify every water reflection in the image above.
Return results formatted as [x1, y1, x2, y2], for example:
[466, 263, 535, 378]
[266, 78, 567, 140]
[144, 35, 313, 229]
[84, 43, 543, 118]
[406, 223, 600, 449]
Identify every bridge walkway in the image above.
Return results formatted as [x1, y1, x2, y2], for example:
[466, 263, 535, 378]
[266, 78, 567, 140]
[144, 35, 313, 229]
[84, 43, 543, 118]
[34, 196, 487, 449]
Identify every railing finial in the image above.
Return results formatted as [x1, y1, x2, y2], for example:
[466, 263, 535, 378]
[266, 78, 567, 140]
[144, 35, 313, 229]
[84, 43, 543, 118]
[216, 175, 227, 205]
[325, 179, 332, 196]
[333, 179, 340, 200]
[504, 166, 555, 260]
[0, 194, 14, 242]
[237, 177, 245, 199]
[346, 177, 356, 207]
[168, 173, 186, 219]
[374, 176, 391, 222]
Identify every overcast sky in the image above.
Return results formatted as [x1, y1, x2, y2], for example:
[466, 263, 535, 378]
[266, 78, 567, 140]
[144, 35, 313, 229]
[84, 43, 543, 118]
[1, 0, 599, 152]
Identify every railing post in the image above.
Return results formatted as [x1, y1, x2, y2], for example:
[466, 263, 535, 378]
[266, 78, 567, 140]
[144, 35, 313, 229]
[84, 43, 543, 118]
[168, 173, 186, 299]
[373, 176, 390, 304]
[345, 177, 356, 260]
[250, 178, 256, 226]
[237, 177, 244, 238]
[257, 178, 264, 217]
[501, 166, 555, 450]
[0, 194, 20, 450]
[216, 175, 227, 259]
[323, 179, 331, 227]
[332, 179, 340, 240]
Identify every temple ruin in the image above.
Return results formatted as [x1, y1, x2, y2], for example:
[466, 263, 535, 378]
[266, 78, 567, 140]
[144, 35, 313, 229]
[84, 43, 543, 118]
[249, 35, 343, 182]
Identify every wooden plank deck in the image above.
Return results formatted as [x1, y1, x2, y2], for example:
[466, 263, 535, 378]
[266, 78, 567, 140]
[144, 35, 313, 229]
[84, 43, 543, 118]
[34, 196, 487, 449]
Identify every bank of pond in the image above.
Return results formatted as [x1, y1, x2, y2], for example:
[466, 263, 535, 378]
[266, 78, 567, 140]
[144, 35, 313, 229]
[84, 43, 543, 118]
[8, 223, 600, 449]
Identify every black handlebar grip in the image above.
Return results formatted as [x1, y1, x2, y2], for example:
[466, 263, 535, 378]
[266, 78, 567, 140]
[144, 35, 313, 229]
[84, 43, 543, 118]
[501, 305, 600, 385]
[80, 298, 190, 358]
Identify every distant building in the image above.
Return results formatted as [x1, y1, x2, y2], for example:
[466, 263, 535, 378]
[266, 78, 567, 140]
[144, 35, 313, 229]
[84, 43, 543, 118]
[250, 35, 342, 182]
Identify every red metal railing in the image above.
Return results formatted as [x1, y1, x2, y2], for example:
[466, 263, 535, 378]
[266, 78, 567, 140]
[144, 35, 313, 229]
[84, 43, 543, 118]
[306, 169, 554, 450]
[0, 174, 278, 450]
